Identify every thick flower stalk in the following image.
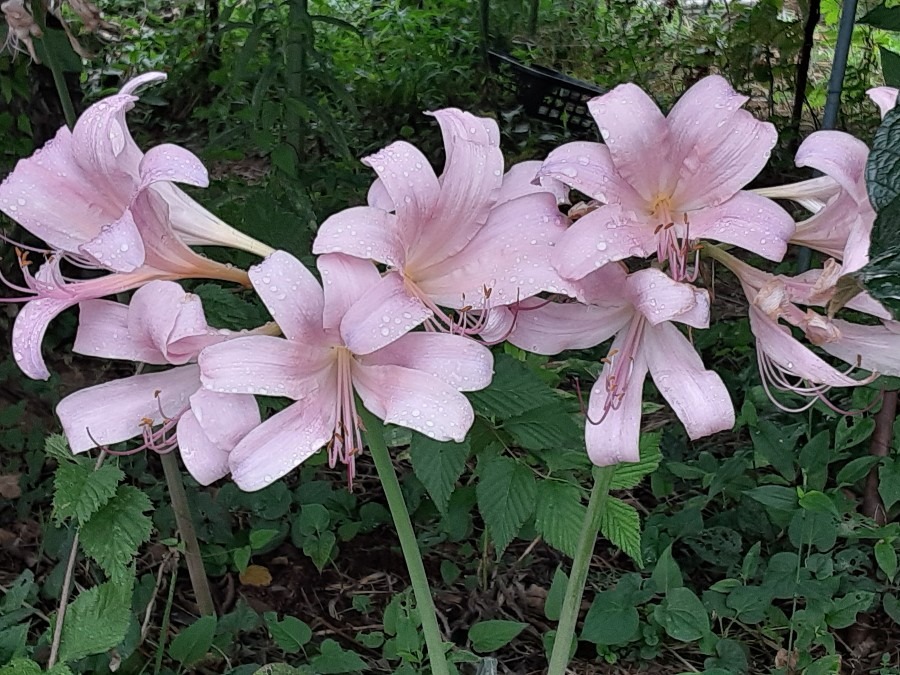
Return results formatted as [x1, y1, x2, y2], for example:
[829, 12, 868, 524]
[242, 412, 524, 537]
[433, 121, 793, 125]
[199, 251, 493, 490]
[507, 264, 733, 464]
[539, 75, 795, 282]
[313, 109, 574, 336]
[56, 280, 266, 484]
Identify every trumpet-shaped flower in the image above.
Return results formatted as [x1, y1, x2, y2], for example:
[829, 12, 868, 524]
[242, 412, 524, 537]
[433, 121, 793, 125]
[539, 76, 794, 281]
[199, 251, 494, 491]
[7, 189, 250, 381]
[56, 280, 263, 485]
[868, 86, 899, 119]
[313, 109, 574, 334]
[0, 72, 273, 267]
[507, 265, 732, 465]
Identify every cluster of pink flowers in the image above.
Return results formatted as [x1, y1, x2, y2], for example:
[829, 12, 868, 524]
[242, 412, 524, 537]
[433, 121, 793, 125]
[2, 73, 897, 490]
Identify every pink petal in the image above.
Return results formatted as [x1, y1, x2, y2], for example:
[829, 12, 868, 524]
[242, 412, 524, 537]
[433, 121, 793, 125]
[569, 262, 628, 305]
[587, 84, 670, 201]
[361, 141, 440, 241]
[431, 107, 500, 149]
[339, 273, 431, 355]
[199, 335, 333, 399]
[228, 396, 336, 491]
[478, 305, 515, 343]
[821, 319, 900, 377]
[753, 175, 840, 213]
[643, 322, 734, 439]
[625, 268, 710, 327]
[507, 297, 632, 354]
[868, 86, 898, 119]
[497, 160, 570, 205]
[189, 388, 261, 450]
[138, 143, 209, 192]
[127, 280, 208, 363]
[417, 192, 575, 307]
[749, 306, 862, 386]
[248, 250, 326, 343]
[176, 411, 231, 485]
[360, 332, 494, 391]
[13, 296, 78, 380]
[119, 71, 168, 96]
[57, 365, 200, 453]
[353, 363, 475, 441]
[552, 204, 656, 280]
[313, 206, 406, 268]
[585, 327, 649, 465]
[73, 299, 166, 364]
[539, 142, 644, 210]
[667, 76, 777, 210]
[688, 191, 795, 262]
[317, 253, 384, 331]
[795, 130, 869, 204]
[791, 192, 862, 260]
[367, 178, 394, 210]
[78, 209, 146, 273]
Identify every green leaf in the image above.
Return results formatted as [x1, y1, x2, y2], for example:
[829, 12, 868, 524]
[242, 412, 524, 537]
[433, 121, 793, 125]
[882, 47, 900, 88]
[265, 614, 312, 654]
[880, 458, 900, 510]
[250, 528, 280, 550]
[504, 404, 583, 451]
[168, 615, 217, 667]
[52, 461, 124, 526]
[253, 666, 304, 675]
[860, 3, 900, 31]
[744, 485, 798, 512]
[80, 485, 153, 580]
[875, 541, 898, 581]
[310, 639, 367, 673]
[408, 432, 470, 513]
[468, 620, 527, 652]
[826, 591, 875, 629]
[884, 593, 900, 624]
[836, 456, 880, 486]
[193, 283, 269, 331]
[535, 480, 585, 558]
[835, 416, 875, 451]
[650, 545, 683, 593]
[654, 587, 710, 642]
[805, 655, 842, 675]
[599, 497, 643, 566]
[469, 355, 558, 419]
[544, 567, 568, 621]
[610, 433, 661, 490]
[302, 532, 336, 571]
[476, 455, 536, 556]
[58, 573, 134, 663]
[750, 421, 797, 480]
[581, 581, 642, 646]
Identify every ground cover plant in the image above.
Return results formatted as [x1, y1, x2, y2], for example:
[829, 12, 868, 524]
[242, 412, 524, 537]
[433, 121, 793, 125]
[3, 1, 900, 674]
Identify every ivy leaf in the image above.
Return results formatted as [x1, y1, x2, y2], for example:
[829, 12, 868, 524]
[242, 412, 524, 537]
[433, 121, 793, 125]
[57, 573, 134, 663]
[476, 455, 536, 556]
[53, 461, 124, 526]
[610, 433, 661, 490]
[408, 432, 470, 514]
[168, 615, 217, 667]
[264, 613, 312, 653]
[80, 485, 153, 580]
[469, 355, 558, 419]
[535, 480, 585, 558]
[599, 497, 643, 567]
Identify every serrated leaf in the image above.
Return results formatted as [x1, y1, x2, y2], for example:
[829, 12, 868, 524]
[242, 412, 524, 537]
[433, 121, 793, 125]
[58, 574, 134, 663]
[476, 456, 536, 556]
[535, 480, 585, 557]
[408, 432, 469, 513]
[469, 354, 558, 419]
[53, 462, 123, 526]
[610, 433, 661, 489]
[599, 497, 643, 566]
[80, 485, 152, 580]
[45, 434, 75, 463]
[193, 283, 269, 331]
[468, 620, 527, 652]
[168, 615, 217, 666]
[504, 404, 583, 451]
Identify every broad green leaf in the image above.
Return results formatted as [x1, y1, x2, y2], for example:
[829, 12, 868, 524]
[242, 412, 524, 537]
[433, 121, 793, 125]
[581, 585, 641, 645]
[884, 593, 900, 624]
[193, 283, 269, 331]
[599, 497, 643, 566]
[253, 666, 304, 675]
[882, 47, 900, 88]
[250, 528, 281, 550]
[469, 355, 558, 419]
[744, 485, 798, 511]
[805, 655, 842, 675]
[875, 541, 898, 581]
[0, 659, 72, 675]
[53, 462, 123, 526]
[504, 404, 583, 451]
[302, 532, 336, 571]
[826, 591, 875, 629]
[310, 639, 367, 673]
[835, 416, 875, 452]
[836, 456, 880, 485]
[860, 3, 900, 32]
[869, 98, 900, 210]
[703, 638, 749, 674]
[408, 432, 470, 513]
[468, 620, 526, 652]
[650, 545, 683, 593]
[788, 510, 838, 552]
[610, 433, 661, 490]
[265, 613, 312, 653]
[168, 615, 217, 667]
[880, 458, 900, 510]
[544, 567, 568, 621]
[535, 480, 585, 558]
[80, 485, 153, 581]
[750, 421, 797, 480]
[58, 573, 134, 663]
[476, 456, 536, 556]
[654, 587, 710, 641]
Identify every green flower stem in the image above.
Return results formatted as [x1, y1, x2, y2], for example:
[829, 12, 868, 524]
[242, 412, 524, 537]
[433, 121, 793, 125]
[160, 450, 216, 616]
[547, 464, 617, 675]
[31, 11, 77, 130]
[361, 408, 450, 675]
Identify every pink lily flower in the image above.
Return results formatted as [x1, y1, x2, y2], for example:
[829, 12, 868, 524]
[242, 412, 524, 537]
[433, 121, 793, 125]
[868, 86, 899, 119]
[539, 75, 795, 282]
[199, 251, 493, 491]
[0, 72, 273, 268]
[7, 188, 251, 381]
[507, 264, 732, 465]
[312, 109, 574, 334]
[56, 280, 265, 485]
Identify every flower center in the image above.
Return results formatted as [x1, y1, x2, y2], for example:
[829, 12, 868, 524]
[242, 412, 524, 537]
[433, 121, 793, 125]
[590, 315, 646, 425]
[649, 195, 695, 282]
[328, 346, 363, 485]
